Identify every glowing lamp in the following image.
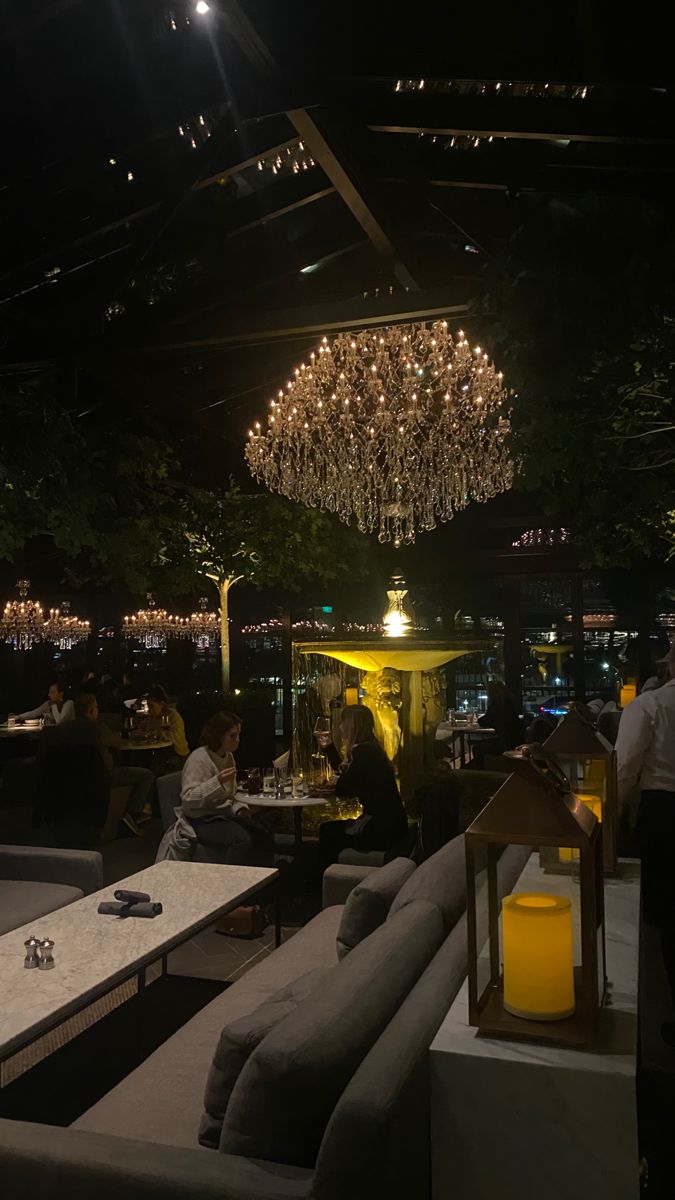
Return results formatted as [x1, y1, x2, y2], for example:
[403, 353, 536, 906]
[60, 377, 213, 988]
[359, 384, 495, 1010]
[543, 705, 617, 874]
[466, 746, 606, 1047]
[503, 894, 574, 1020]
[344, 687, 359, 706]
[382, 574, 414, 638]
[620, 679, 637, 708]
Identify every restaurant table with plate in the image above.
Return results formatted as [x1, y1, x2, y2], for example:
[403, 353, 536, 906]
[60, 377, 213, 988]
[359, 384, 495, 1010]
[240, 787, 332, 852]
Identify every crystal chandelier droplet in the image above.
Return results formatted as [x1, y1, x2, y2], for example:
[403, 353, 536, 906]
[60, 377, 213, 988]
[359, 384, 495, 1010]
[245, 320, 514, 545]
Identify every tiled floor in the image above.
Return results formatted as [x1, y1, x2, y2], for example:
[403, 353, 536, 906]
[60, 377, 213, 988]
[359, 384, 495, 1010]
[160, 921, 295, 984]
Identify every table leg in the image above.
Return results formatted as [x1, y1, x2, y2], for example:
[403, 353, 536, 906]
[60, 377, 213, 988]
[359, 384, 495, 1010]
[137, 966, 146, 994]
[459, 731, 466, 769]
[293, 807, 303, 852]
[275, 879, 282, 948]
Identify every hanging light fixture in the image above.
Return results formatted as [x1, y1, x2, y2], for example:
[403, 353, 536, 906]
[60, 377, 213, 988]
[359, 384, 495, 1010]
[0, 580, 46, 650]
[123, 594, 173, 650]
[43, 601, 90, 649]
[182, 597, 219, 650]
[245, 320, 513, 545]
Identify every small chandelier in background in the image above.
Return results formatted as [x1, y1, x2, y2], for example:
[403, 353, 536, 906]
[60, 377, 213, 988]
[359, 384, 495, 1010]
[0, 580, 46, 651]
[383, 575, 415, 638]
[183, 598, 219, 650]
[257, 140, 315, 176]
[123, 594, 173, 650]
[246, 319, 513, 546]
[43, 601, 90, 650]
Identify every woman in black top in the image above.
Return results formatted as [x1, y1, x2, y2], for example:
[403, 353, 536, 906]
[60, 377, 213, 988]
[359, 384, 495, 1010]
[317, 704, 407, 870]
[472, 680, 523, 766]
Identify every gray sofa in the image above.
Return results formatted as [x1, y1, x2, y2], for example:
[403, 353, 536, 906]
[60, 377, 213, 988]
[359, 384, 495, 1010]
[0, 844, 103, 936]
[0, 835, 529, 1200]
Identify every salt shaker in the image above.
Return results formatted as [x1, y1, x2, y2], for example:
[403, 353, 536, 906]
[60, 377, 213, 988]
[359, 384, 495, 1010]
[38, 938, 55, 970]
[23, 936, 40, 969]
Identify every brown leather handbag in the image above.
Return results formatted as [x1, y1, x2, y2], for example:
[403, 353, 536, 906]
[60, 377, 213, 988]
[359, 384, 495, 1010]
[215, 904, 268, 938]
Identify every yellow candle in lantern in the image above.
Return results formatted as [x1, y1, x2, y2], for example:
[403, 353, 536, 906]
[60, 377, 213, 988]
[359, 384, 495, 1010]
[558, 846, 578, 863]
[502, 893, 575, 1021]
[583, 760, 605, 788]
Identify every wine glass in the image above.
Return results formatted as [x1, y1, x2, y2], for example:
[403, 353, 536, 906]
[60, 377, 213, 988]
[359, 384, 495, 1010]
[313, 715, 331, 747]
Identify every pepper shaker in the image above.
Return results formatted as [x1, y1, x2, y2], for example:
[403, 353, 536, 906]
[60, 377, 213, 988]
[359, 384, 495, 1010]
[23, 936, 41, 969]
[38, 938, 55, 970]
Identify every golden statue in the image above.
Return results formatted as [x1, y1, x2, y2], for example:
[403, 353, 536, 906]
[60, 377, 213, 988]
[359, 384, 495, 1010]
[362, 666, 402, 764]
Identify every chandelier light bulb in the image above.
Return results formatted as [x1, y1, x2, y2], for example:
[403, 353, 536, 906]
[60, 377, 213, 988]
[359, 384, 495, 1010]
[245, 319, 513, 545]
[195, 1, 211, 13]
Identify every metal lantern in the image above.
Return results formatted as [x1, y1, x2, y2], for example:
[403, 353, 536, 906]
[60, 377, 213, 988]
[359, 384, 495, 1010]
[465, 747, 606, 1048]
[542, 705, 618, 874]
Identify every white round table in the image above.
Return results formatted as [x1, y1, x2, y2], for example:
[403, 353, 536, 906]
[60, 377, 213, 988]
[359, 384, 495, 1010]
[0, 722, 42, 739]
[121, 738, 173, 753]
[241, 791, 331, 850]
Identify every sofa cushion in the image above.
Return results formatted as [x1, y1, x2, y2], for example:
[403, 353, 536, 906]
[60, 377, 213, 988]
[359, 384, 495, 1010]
[0, 880, 83, 936]
[388, 833, 466, 933]
[199, 966, 331, 1149]
[74, 904, 343, 1148]
[219, 898, 445, 1168]
[336, 857, 416, 960]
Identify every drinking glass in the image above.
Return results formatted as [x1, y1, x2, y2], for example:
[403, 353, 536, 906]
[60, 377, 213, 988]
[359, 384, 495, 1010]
[262, 768, 275, 795]
[244, 768, 262, 796]
[292, 769, 307, 798]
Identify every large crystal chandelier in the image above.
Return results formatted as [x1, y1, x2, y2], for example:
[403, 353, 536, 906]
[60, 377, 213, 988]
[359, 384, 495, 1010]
[1, 580, 46, 650]
[245, 320, 513, 545]
[43, 601, 90, 649]
[123, 594, 173, 650]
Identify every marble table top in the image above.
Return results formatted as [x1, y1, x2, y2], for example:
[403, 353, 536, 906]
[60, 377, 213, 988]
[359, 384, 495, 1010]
[0, 859, 277, 1061]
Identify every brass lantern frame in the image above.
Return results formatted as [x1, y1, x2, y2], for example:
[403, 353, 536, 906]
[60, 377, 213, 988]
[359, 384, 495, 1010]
[465, 749, 606, 1048]
[543, 706, 618, 874]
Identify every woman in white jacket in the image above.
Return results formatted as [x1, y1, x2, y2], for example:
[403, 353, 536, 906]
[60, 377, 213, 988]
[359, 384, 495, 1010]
[180, 710, 269, 864]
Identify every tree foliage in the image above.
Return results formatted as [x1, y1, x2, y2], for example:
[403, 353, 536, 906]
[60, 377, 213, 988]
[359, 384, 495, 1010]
[485, 195, 675, 565]
[170, 482, 372, 593]
[0, 374, 177, 591]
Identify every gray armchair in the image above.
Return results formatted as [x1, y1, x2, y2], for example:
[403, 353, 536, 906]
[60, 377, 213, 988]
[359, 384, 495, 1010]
[0, 844, 103, 936]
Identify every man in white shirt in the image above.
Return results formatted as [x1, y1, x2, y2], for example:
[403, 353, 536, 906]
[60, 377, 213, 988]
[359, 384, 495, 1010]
[14, 681, 75, 726]
[616, 656, 675, 1042]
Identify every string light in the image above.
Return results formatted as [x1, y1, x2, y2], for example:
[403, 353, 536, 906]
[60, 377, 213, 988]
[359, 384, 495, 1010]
[512, 528, 571, 548]
[395, 78, 591, 100]
[246, 320, 513, 545]
[257, 141, 316, 176]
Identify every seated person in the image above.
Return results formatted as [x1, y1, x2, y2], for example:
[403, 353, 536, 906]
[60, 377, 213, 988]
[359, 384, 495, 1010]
[317, 704, 408, 870]
[472, 681, 523, 767]
[144, 685, 189, 761]
[62, 693, 154, 835]
[13, 680, 75, 726]
[180, 710, 271, 864]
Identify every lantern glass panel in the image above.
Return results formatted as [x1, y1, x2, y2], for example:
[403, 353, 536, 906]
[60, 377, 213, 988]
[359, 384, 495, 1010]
[465, 750, 606, 1047]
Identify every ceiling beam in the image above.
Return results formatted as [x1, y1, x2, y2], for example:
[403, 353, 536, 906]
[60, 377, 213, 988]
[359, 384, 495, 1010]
[140, 286, 474, 352]
[288, 108, 420, 291]
[369, 123, 673, 146]
[217, 3, 421, 292]
[0, 136, 303, 299]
